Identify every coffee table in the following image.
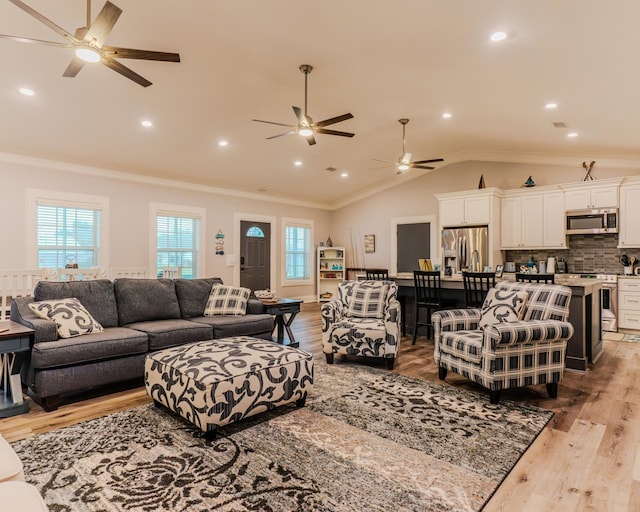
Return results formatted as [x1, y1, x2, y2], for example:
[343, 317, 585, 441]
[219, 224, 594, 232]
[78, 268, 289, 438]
[261, 298, 303, 348]
[0, 320, 34, 417]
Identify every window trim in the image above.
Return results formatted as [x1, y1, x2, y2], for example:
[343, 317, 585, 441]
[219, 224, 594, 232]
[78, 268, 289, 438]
[390, 215, 438, 276]
[281, 217, 314, 287]
[26, 188, 110, 270]
[149, 202, 206, 279]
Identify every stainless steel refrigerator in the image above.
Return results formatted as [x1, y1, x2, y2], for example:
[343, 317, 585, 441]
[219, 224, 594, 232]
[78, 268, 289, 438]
[442, 226, 489, 275]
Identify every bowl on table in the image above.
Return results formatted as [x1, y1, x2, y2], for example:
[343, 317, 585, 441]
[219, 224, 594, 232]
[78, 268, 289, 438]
[254, 289, 277, 300]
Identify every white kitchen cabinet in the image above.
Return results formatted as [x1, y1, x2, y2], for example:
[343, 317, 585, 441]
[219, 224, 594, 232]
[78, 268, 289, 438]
[618, 181, 640, 248]
[500, 189, 565, 249]
[317, 247, 345, 302]
[618, 278, 640, 330]
[564, 185, 618, 210]
[439, 194, 490, 227]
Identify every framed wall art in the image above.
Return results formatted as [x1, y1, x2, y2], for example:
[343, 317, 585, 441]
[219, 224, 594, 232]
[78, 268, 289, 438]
[364, 234, 375, 253]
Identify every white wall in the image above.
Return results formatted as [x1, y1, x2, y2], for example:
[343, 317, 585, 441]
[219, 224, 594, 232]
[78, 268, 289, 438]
[329, 160, 640, 269]
[0, 156, 332, 301]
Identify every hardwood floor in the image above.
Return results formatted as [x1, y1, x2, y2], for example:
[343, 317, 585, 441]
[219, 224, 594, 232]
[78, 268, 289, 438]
[2, 303, 639, 511]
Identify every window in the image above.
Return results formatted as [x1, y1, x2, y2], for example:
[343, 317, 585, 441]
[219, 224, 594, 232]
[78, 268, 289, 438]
[246, 226, 265, 237]
[37, 205, 101, 268]
[26, 189, 110, 270]
[283, 218, 314, 285]
[151, 203, 206, 279]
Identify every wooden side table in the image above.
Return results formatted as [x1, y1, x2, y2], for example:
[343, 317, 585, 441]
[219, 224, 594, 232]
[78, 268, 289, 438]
[260, 298, 303, 348]
[0, 320, 34, 417]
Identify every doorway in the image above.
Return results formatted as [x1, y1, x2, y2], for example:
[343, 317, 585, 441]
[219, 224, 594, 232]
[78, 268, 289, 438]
[240, 220, 271, 291]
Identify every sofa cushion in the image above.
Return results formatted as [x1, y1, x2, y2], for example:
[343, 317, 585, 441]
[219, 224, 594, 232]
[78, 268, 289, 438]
[34, 279, 118, 328]
[438, 330, 484, 364]
[28, 298, 104, 338]
[114, 279, 181, 326]
[126, 319, 213, 351]
[204, 285, 250, 316]
[191, 314, 274, 339]
[30, 327, 148, 369]
[174, 277, 224, 318]
[479, 288, 528, 329]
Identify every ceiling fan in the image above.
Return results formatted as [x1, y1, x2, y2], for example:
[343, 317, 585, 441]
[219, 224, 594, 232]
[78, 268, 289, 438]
[373, 118, 444, 174]
[0, 0, 180, 87]
[252, 64, 354, 146]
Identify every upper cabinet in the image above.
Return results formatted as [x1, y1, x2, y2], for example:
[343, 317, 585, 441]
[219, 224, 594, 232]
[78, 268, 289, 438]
[437, 188, 498, 227]
[619, 177, 640, 247]
[500, 188, 566, 249]
[561, 179, 622, 210]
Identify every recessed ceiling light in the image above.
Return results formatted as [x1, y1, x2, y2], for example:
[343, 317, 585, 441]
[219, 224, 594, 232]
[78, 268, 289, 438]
[442, 112, 452, 119]
[218, 140, 228, 147]
[340, 172, 349, 178]
[19, 88, 35, 96]
[490, 31, 507, 42]
[141, 120, 153, 127]
[567, 132, 578, 138]
[545, 102, 558, 109]
[294, 160, 302, 167]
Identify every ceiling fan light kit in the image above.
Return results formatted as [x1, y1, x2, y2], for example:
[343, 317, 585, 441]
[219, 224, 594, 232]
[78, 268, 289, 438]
[252, 64, 355, 145]
[1, 0, 180, 87]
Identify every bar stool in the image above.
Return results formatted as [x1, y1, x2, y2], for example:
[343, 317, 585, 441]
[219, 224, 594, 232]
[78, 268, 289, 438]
[462, 271, 496, 308]
[365, 269, 389, 280]
[412, 270, 456, 344]
[516, 272, 555, 284]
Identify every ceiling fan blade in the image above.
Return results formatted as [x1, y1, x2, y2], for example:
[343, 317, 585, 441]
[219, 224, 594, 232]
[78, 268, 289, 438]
[315, 128, 355, 138]
[411, 165, 436, 170]
[102, 58, 152, 87]
[292, 106, 306, 125]
[306, 134, 317, 146]
[413, 158, 444, 164]
[266, 131, 296, 140]
[368, 164, 394, 170]
[371, 158, 397, 164]
[8, 0, 78, 43]
[400, 152, 412, 164]
[62, 56, 86, 77]
[314, 113, 354, 128]
[0, 34, 71, 48]
[252, 119, 297, 128]
[102, 46, 180, 62]
[84, 1, 122, 47]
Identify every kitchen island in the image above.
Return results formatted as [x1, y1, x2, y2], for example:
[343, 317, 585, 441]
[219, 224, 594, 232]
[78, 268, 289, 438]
[394, 273, 602, 371]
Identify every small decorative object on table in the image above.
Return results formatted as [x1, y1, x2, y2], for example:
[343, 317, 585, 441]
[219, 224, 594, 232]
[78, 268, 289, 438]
[254, 289, 276, 301]
[495, 264, 504, 278]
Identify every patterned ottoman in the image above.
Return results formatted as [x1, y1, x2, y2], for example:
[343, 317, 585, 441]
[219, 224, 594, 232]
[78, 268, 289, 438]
[144, 336, 314, 438]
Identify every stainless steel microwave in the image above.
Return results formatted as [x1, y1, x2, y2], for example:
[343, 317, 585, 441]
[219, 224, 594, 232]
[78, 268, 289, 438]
[565, 208, 618, 235]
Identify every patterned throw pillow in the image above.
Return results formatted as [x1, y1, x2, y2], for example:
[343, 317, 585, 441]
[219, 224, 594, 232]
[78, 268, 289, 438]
[203, 285, 250, 316]
[346, 285, 388, 319]
[479, 288, 528, 329]
[28, 298, 104, 338]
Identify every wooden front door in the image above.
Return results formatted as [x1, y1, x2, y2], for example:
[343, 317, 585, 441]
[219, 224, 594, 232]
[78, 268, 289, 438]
[240, 221, 271, 292]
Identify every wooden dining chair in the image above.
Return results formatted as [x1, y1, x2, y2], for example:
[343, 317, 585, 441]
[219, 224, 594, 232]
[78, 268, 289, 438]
[516, 272, 555, 284]
[365, 268, 389, 280]
[412, 270, 456, 344]
[462, 271, 496, 308]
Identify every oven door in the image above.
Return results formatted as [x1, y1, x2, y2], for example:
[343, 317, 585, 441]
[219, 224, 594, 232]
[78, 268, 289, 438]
[601, 285, 618, 332]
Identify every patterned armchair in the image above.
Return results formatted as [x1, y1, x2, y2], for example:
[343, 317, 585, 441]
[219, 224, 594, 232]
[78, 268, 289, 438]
[433, 281, 574, 404]
[321, 280, 401, 370]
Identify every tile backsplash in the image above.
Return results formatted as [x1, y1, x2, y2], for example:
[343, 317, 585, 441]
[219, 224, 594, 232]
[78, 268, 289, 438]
[504, 234, 635, 274]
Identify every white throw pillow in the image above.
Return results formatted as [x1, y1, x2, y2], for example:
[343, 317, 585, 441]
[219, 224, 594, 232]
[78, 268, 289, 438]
[204, 284, 250, 316]
[479, 288, 528, 329]
[28, 298, 104, 338]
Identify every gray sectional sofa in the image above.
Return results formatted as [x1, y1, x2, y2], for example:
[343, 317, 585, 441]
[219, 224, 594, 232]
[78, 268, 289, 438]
[10, 277, 274, 411]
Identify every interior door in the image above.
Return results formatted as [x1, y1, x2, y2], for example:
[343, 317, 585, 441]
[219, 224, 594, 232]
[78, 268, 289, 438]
[240, 221, 271, 291]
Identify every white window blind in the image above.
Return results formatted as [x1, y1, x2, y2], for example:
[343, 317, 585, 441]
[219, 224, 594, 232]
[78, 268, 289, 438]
[285, 224, 311, 280]
[156, 214, 200, 278]
[37, 204, 101, 269]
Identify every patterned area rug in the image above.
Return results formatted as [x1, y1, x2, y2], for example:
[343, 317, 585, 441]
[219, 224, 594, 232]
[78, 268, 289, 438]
[12, 362, 553, 511]
[622, 334, 640, 342]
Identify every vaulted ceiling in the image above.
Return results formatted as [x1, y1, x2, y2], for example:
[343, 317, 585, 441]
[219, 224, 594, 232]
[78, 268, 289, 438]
[1, 0, 639, 208]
